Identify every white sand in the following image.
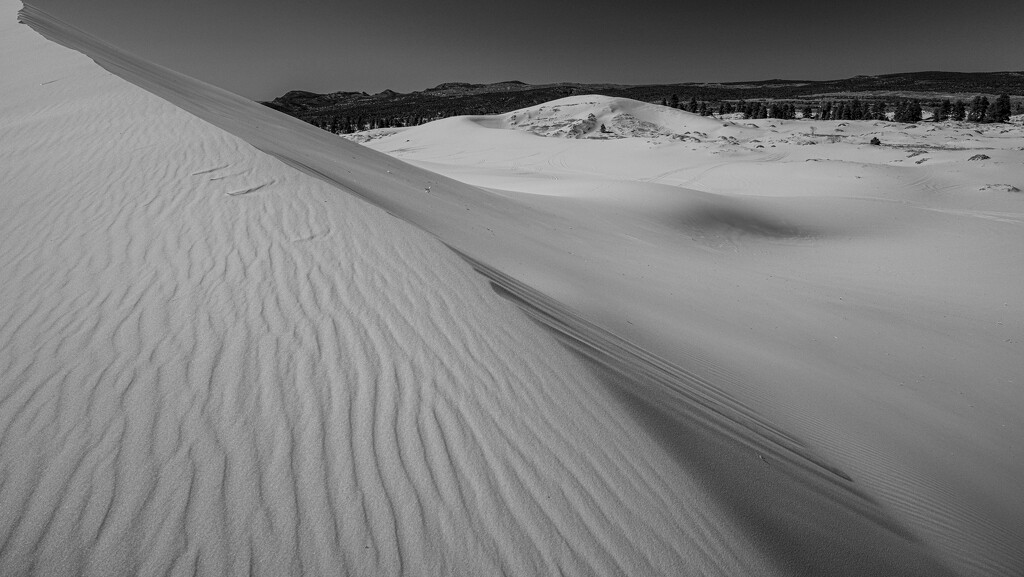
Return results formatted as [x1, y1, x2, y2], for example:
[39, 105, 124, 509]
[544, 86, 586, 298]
[6, 2, 1024, 576]
[359, 99, 1024, 575]
[362, 99, 1024, 575]
[1, 5, 778, 576]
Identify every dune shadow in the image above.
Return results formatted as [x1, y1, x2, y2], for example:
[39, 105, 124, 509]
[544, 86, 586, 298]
[473, 267, 957, 576]
[680, 203, 817, 240]
[585, 362, 955, 577]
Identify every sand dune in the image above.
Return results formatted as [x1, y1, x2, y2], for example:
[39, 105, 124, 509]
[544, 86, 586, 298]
[2, 4, 788, 575]
[7, 1, 1024, 575]
[364, 100, 1024, 575]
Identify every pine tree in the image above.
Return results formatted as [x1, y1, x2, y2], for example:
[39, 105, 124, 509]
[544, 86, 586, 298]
[869, 101, 882, 120]
[893, 100, 922, 123]
[907, 100, 923, 123]
[968, 96, 989, 122]
[894, 100, 922, 123]
[840, 103, 851, 120]
[911, 100, 923, 123]
[989, 93, 1011, 123]
[967, 96, 980, 121]
[689, 96, 698, 113]
[952, 100, 966, 121]
[670, 94, 679, 109]
[938, 99, 952, 122]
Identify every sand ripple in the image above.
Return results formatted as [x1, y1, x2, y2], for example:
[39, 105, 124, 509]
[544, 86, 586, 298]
[1, 5, 784, 574]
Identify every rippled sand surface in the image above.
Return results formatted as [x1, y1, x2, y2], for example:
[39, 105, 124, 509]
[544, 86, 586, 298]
[6, 1, 1024, 575]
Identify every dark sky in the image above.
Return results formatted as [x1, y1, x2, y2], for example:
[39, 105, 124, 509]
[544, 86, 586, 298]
[28, 0, 1023, 100]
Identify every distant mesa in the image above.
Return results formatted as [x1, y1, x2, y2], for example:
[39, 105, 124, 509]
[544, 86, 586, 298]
[280, 90, 320, 99]
[430, 82, 475, 91]
[428, 81, 536, 94]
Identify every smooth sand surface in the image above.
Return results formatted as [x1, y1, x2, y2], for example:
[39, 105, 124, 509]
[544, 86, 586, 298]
[7, 2, 1024, 575]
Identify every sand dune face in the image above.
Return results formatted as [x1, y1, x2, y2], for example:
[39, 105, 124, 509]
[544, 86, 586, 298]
[367, 102, 1024, 576]
[8, 2, 1024, 576]
[0, 4, 799, 576]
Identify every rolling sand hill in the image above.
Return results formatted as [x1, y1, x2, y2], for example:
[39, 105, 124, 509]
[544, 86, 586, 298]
[0, 4, 786, 576]
[6, 1, 1024, 576]
[358, 96, 1024, 575]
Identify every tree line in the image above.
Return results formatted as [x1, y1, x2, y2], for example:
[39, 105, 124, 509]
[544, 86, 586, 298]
[931, 95, 1014, 122]
[660, 93, 1017, 123]
[301, 94, 1018, 134]
[307, 114, 447, 134]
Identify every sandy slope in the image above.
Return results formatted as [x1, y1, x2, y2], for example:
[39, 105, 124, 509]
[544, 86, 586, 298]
[7, 2, 1024, 576]
[356, 98, 1024, 575]
[358, 98, 1024, 575]
[0, 4, 799, 576]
